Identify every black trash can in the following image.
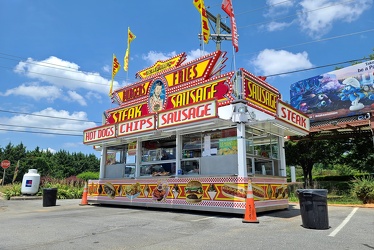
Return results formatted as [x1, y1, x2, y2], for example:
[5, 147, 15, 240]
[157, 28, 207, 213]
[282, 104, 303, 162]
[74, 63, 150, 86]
[297, 189, 329, 229]
[43, 188, 58, 207]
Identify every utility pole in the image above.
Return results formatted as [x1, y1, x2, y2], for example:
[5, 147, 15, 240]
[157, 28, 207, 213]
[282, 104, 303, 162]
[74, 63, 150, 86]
[206, 10, 232, 51]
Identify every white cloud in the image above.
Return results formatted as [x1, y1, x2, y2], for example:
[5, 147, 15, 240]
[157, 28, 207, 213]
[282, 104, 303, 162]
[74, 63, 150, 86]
[102, 65, 110, 73]
[66, 90, 87, 106]
[0, 83, 62, 101]
[85, 91, 102, 103]
[142, 49, 210, 65]
[267, 0, 294, 7]
[14, 56, 111, 95]
[0, 107, 97, 136]
[265, 0, 295, 17]
[0, 83, 88, 106]
[264, 21, 293, 32]
[251, 49, 313, 76]
[63, 142, 83, 148]
[298, 0, 373, 38]
[43, 148, 56, 154]
[185, 49, 210, 62]
[142, 51, 178, 64]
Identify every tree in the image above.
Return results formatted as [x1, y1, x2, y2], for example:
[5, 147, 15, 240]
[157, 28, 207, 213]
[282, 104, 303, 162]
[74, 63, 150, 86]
[285, 140, 330, 188]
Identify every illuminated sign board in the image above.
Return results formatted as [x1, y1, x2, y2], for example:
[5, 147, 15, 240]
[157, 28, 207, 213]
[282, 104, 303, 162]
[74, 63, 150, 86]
[277, 101, 310, 131]
[242, 69, 280, 115]
[83, 124, 116, 144]
[104, 51, 232, 125]
[158, 99, 217, 129]
[290, 59, 374, 122]
[136, 53, 186, 79]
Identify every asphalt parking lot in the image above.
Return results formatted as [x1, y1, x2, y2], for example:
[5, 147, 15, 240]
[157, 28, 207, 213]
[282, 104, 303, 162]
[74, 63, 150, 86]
[0, 198, 373, 250]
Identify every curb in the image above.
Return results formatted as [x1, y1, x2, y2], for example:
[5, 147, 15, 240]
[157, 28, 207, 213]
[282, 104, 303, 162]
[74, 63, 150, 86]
[10, 196, 42, 200]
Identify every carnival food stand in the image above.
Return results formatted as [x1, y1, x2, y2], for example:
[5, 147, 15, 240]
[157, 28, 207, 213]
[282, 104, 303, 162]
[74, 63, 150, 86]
[83, 51, 310, 214]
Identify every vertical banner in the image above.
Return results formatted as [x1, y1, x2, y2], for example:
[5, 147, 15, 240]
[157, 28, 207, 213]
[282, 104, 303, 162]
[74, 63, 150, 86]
[109, 54, 120, 96]
[222, 0, 239, 52]
[193, 0, 210, 44]
[124, 27, 136, 72]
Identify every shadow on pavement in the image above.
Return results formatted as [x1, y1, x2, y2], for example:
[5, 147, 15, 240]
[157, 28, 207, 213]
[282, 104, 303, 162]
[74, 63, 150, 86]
[258, 204, 301, 219]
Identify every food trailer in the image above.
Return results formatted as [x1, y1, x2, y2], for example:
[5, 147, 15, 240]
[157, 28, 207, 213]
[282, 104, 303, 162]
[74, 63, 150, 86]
[83, 50, 310, 214]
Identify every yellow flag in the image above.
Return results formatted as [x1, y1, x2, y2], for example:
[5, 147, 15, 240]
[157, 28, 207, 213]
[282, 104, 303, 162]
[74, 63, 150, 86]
[193, 0, 210, 44]
[109, 54, 120, 96]
[124, 27, 136, 72]
[124, 48, 130, 72]
[128, 27, 136, 45]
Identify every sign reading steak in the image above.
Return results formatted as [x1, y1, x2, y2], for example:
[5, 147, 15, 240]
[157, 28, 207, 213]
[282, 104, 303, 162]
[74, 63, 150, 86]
[185, 180, 203, 203]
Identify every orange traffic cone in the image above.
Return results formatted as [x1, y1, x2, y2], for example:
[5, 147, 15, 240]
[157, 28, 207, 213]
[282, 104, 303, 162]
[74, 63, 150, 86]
[79, 182, 89, 206]
[242, 179, 259, 223]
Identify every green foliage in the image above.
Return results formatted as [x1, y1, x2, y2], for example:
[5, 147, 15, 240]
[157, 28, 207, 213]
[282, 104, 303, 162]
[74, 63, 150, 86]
[351, 176, 374, 204]
[1, 183, 22, 200]
[0, 142, 100, 184]
[41, 183, 83, 199]
[314, 173, 371, 182]
[77, 171, 100, 181]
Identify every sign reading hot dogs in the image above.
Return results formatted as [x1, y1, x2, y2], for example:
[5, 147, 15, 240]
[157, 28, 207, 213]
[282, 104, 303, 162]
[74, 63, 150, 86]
[84, 124, 116, 144]
[158, 100, 217, 128]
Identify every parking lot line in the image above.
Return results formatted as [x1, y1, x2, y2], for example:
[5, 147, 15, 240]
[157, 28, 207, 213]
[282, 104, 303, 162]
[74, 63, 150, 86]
[191, 216, 215, 222]
[328, 207, 359, 237]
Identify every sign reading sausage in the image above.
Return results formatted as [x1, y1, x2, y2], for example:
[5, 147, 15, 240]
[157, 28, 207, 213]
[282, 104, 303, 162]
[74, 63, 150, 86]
[158, 100, 217, 128]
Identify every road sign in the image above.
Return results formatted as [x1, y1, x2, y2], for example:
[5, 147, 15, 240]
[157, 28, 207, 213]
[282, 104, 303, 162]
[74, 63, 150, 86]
[1, 160, 10, 169]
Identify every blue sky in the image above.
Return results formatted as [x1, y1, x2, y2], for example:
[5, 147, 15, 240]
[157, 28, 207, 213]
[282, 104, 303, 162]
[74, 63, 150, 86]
[1, 0, 373, 157]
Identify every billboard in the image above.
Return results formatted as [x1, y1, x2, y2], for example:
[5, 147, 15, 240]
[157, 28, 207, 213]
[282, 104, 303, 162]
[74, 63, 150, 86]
[290, 60, 374, 122]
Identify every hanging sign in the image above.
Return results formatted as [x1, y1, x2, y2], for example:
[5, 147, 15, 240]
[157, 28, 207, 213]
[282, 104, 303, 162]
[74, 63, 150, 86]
[277, 101, 310, 131]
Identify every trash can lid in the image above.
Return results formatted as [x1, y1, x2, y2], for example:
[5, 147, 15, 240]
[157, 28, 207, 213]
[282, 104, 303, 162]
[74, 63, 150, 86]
[297, 189, 328, 196]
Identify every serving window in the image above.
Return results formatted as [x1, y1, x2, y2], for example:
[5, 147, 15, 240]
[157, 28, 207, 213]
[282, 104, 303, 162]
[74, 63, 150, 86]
[105, 144, 136, 178]
[140, 136, 176, 177]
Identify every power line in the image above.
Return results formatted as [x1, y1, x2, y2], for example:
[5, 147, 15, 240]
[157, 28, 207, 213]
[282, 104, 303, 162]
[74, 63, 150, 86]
[0, 65, 110, 87]
[0, 52, 129, 83]
[0, 109, 101, 124]
[235, 0, 293, 16]
[0, 123, 84, 132]
[238, 28, 374, 57]
[264, 58, 368, 78]
[238, 0, 354, 29]
[0, 128, 82, 137]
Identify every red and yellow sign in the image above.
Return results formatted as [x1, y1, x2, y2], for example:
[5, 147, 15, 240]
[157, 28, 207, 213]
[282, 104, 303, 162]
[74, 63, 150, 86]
[166, 75, 233, 109]
[106, 104, 146, 124]
[117, 115, 156, 137]
[84, 124, 116, 144]
[116, 80, 151, 104]
[158, 99, 217, 129]
[242, 69, 280, 115]
[277, 100, 310, 131]
[136, 53, 186, 79]
[163, 53, 218, 87]
[111, 51, 226, 108]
